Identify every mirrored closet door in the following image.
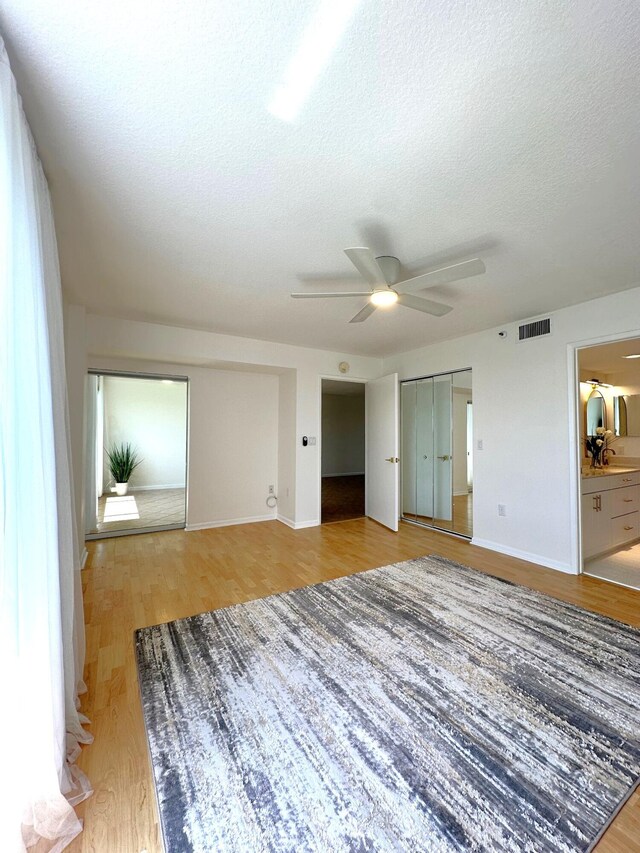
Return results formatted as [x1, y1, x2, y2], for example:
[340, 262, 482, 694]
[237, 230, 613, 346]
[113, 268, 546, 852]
[401, 369, 473, 537]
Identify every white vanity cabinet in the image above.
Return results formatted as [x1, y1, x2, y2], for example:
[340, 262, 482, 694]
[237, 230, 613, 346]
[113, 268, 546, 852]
[581, 471, 640, 559]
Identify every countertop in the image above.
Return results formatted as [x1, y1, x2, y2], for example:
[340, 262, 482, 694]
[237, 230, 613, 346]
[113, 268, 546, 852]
[581, 466, 640, 479]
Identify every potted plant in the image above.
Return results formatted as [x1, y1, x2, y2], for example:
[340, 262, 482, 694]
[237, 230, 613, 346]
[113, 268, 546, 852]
[106, 443, 142, 495]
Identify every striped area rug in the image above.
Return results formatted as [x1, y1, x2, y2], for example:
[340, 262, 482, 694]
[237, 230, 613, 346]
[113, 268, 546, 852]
[135, 556, 640, 852]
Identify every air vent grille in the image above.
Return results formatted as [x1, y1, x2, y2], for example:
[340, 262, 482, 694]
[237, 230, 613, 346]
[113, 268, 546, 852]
[518, 317, 551, 341]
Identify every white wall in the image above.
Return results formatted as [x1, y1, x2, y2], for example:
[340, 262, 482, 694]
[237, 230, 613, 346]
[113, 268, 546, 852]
[90, 357, 279, 529]
[102, 376, 187, 490]
[277, 371, 297, 525]
[383, 285, 640, 574]
[321, 393, 365, 476]
[83, 314, 383, 527]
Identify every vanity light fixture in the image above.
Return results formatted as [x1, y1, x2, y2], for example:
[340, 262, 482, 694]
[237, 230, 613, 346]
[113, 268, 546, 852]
[583, 378, 613, 390]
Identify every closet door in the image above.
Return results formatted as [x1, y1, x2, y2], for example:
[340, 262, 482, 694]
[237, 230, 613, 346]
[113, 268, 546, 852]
[401, 381, 417, 521]
[416, 378, 435, 523]
[433, 373, 453, 527]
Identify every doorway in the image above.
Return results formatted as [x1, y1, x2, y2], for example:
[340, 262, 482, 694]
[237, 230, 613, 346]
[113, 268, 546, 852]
[401, 369, 473, 537]
[84, 371, 188, 538]
[577, 338, 640, 590]
[321, 379, 365, 523]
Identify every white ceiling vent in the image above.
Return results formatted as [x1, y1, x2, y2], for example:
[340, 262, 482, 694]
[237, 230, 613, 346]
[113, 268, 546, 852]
[517, 316, 552, 342]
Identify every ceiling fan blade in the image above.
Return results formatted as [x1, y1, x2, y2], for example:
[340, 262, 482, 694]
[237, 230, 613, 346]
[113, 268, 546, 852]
[397, 293, 452, 316]
[344, 247, 387, 285]
[291, 291, 373, 299]
[398, 258, 486, 293]
[349, 303, 377, 324]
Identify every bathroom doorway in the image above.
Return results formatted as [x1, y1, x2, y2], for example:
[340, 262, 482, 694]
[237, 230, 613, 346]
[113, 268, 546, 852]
[401, 369, 473, 537]
[577, 339, 640, 589]
[84, 370, 189, 539]
[320, 379, 366, 523]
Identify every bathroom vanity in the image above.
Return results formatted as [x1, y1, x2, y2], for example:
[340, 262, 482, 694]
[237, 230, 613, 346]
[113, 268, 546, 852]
[581, 468, 640, 559]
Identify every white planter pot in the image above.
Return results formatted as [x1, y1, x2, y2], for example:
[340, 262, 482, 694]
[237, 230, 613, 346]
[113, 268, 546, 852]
[115, 482, 129, 496]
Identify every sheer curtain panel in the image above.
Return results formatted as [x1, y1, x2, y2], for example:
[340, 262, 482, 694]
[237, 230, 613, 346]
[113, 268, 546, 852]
[0, 37, 92, 851]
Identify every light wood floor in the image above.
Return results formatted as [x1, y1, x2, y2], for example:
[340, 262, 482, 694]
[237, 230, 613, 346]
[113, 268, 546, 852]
[70, 518, 640, 852]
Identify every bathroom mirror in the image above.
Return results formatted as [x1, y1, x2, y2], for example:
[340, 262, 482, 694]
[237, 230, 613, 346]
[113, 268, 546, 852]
[585, 389, 606, 436]
[615, 394, 640, 436]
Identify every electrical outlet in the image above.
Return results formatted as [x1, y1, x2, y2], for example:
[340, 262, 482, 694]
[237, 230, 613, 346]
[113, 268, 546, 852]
[309, 436, 317, 446]
[498, 504, 507, 517]
[268, 485, 274, 495]
[477, 439, 483, 451]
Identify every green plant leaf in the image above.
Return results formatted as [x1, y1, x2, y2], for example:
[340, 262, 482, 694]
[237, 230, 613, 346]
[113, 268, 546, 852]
[106, 442, 143, 483]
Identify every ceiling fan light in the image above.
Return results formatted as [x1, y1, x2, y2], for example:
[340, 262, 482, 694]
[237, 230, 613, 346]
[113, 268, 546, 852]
[370, 289, 398, 307]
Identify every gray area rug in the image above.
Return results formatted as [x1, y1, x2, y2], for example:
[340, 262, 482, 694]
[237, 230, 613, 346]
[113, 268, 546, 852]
[135, 556, 640, 852]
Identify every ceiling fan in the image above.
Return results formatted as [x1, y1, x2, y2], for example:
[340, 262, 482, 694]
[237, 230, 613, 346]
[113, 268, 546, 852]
[291, 247, 486, 323]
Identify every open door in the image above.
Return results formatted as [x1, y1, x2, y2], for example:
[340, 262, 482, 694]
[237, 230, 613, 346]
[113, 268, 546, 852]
[366, 373, 399, 531]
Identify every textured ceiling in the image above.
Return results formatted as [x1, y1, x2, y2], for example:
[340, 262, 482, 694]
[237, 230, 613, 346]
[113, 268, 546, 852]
[2, 0, 640, 357]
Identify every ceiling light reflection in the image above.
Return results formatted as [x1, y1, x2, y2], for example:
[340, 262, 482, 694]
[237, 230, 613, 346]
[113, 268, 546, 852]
[268, 0, 362, 122]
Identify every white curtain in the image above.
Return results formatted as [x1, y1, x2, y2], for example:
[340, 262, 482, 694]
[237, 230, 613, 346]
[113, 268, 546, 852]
[0, 37, 92, 852]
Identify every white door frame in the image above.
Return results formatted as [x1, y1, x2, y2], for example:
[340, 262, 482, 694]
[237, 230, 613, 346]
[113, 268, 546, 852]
[567, 327, 640, 574]
[318, 375, 368, 523]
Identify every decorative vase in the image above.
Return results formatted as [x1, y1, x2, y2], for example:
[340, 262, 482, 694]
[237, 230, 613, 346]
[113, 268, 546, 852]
[115, 482, 129, 496]
[590, 454, 602, 469]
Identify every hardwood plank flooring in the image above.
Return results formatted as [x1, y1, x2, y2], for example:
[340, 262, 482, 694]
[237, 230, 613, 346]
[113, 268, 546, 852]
[70, 518, 640, 852]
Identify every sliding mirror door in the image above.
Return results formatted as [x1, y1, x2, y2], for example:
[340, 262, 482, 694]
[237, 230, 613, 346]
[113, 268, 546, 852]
[401, 381, 417, 522]
[400, 369, 472, 538]
[84, 371, 188, 538]
[433, 373, 453, 528]
[416, 378, 435, 524]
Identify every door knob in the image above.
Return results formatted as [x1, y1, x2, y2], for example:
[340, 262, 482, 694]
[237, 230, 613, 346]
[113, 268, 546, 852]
[437, 454, 451, 461]
[385, 457, 399, 463]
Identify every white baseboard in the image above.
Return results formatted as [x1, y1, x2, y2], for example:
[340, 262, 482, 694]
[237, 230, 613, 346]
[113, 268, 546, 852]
[471, 537, 577, 575]
[322, 471, 365, 478]
[81, 548, 88, 569]
[277, 515, 320, 530]
[186, 513, 276, 532]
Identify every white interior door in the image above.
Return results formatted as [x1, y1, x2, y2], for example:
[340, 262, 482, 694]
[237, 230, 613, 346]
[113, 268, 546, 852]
[366, 373, 399, 531]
